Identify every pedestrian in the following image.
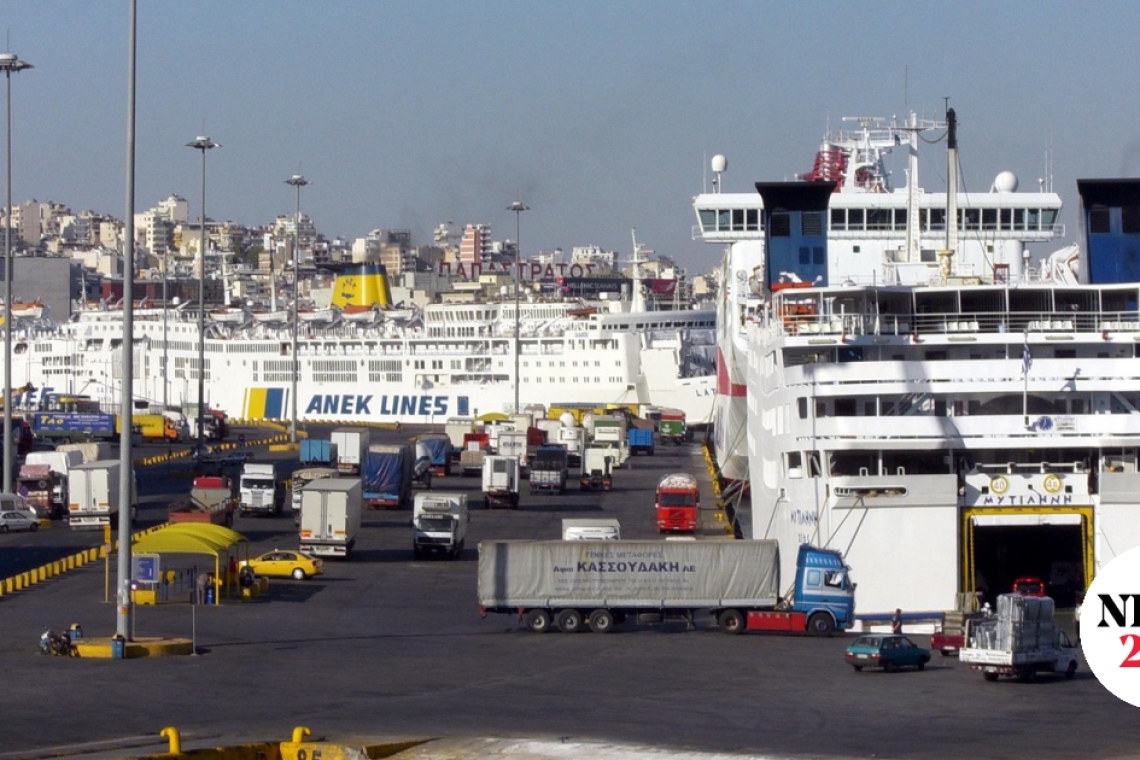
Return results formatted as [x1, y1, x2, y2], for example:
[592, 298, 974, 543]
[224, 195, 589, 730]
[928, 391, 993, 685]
[195, 571, 208, 605]
[982, 601, 993, 618]
[890, 608, 903, 634]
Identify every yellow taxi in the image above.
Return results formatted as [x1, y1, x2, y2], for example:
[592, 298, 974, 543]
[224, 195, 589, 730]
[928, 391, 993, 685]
[240, 550, 324, 580]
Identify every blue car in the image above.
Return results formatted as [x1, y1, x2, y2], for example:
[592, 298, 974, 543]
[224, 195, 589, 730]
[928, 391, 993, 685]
[845, 634, 931, 672]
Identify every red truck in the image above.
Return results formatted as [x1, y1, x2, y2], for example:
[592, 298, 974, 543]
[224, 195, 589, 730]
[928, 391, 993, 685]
[168, 476, 235, 527]
[656, 473, 699, 533]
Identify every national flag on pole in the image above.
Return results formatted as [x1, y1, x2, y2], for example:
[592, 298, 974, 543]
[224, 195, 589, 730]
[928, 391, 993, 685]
[1022, 340, 1033, 374]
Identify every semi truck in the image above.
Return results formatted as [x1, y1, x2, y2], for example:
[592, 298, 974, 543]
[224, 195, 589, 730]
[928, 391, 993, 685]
[482, 455, 520, 509]
[134, 414, 181, 442]
[331, 427, 371, 475]
[478, 541, 855, 636]
[238, 462, 284, 516]
[556, 426, 585, 465]
[529, 445, 568, 494]
[290, 466, 338, 525]
[362, 443, 413, 509]
[628, 426, 655, 456]
[299, 438, 338, 466]
[497, 429, 529, 475]
[579, 446, 615, 491]
[656, 473, 700, 533]
[659, 410, 688, 444]
[416, 433, 453, 477]
[412, 491, 468, 559]
[444, 417, 476, 458]
[168, 476, 235, 526]
[68, 460, 137, 529]
[959, 593, 1079, 681]
[459, 432, 490, 477]
[299, 478, 362, 558]
[17, 463, 60, 519]
[32, 411, 118, 443]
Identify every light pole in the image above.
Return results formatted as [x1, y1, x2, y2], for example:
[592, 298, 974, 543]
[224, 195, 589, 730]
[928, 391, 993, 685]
[186, 136, 219, 457]
[0, 51, 31, 495]
[161, 246, 168, 408]
[285, 174, 309, 444]
[506, 201, 528, 415]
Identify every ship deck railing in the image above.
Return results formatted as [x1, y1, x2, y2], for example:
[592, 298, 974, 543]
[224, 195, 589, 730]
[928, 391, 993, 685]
[773, 311, 1140, 338]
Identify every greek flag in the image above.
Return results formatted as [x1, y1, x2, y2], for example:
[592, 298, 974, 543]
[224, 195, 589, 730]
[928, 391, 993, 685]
[1022, 341, 1033, 374]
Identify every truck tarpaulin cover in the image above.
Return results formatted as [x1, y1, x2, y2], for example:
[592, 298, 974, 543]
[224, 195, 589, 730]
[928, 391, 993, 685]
[478, 540, 780, 608]
[364, 448, 406, 498]
[418, 435, 451, 464]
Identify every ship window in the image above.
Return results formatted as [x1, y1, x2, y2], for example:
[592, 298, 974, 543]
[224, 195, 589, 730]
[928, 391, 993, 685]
[834, 399, 856, 416]
[1042, 209, 1059, 228]
[798, 397, 808, 419]
[867, 209, 890, 231]
[699, 209, 715, 231]
[893, 209, 907, 230]
[982, 209, 998, 230]
[963, 209, 981, 230]
[803, 211, 824, 236]
[717, 209, 730, 230]
[929, 208, 945, 230]
[848, 209, 864, 229]
[746, 209, 760, 231]
[1123, 206, 1140, 234]
[831, 209, 846, 231]
[732, 209, 745, 230]
[1027, 208, 1041, 229]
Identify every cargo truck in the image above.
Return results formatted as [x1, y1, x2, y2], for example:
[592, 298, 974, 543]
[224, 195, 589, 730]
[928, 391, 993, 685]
[628, 426, 655, 456]
[579, 446, 615, 491]
[290, 466, 338, 525]
[656, 473, 699, 533]
[331, 427, 371, 475]
[299, 438, 338, 466]
[168, 476, 235, 526]
[444, 417, 476, 458]
[659, 410, 688, 445]
[416, 433, 453, 477]
[459, 432, 490, 476]
[32, 411, 118, 443]
[68, 460, 137, 529]
[412, 492, 468, 559]
[238, 462, 284, 516]
[556, 426, 585, 465]
[17, 463, 60, 519]
[959, 593, 1079, 681]
[299, 478, 362, 558]
[529, 445, 568, 494]
[412, 441, 433, 489]
[482, 455, 520, 509]
[478, 541, 855, 636]
[497, 429, 529, 475]
[362, 443, 413, 509]
[134, 414, 181, 442]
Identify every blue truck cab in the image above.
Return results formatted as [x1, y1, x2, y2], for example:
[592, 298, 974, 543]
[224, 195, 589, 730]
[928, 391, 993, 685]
[790, 544, 856, 632]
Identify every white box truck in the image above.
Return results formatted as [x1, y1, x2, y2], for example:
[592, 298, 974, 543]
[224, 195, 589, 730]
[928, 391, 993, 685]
[482, 455, 520, 509]
[68, 460, 137, 530]
[562, 518, 620, 541]
[330, 427, 371, 475]
[497, 429, 529, 475]
[239, 462, 284, 516]
[299, 478, 362, 559]
[556, 426, 585, 465]
[25, 449, 83, 516]
[413, 492, 468, 559]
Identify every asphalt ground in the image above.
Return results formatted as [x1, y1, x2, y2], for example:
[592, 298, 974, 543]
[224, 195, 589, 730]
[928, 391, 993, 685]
[0, 426, 1134, 760]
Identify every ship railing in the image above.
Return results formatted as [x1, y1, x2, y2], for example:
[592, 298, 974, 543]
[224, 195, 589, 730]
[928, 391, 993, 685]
[777, 310, 1140, 338]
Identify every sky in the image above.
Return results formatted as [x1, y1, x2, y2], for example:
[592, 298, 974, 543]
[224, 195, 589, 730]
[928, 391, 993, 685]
[0, 1, 1138, 274]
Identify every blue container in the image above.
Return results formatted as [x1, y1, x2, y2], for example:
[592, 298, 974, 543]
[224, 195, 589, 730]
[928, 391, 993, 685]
[206, 587, 215, 605]
[110, 636, 125, 659]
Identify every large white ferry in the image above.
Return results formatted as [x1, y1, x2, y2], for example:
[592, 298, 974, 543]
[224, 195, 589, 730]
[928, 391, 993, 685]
[3, 257, 716, 426]
[722, 109, 1140, 621]
[693, 111, 1067, 506]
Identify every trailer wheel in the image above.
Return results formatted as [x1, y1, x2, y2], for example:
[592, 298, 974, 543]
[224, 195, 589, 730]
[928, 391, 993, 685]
[983, 671, 999, 682]
[719, 609, 745, 634]
[588, 609, 614, 634]
[525, 609, 552, 633]
[1065, 661, 1077, 679]
[807, 612, 835, 637]
[556, 609, 583, 633]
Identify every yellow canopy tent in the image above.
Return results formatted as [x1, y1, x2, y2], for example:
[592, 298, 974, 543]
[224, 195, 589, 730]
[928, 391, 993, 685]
[132, 524, 249, 603]
[476, 411, 510, 422]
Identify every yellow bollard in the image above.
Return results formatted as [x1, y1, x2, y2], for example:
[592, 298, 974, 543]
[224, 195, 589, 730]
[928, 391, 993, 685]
[291, 726, 311, 743]
[160, 727, 181, 754]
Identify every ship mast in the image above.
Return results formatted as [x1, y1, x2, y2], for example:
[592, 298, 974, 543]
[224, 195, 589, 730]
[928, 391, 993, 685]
[630, 229, 648, 313]
[945, 107, 959, 263]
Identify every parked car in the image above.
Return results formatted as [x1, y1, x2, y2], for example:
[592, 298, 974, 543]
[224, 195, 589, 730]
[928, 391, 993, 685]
[845, 634, 931, 672]
[239, 550, 324, 580]
[1012, 576, 1047, 597]
[0, 509, 40, 532]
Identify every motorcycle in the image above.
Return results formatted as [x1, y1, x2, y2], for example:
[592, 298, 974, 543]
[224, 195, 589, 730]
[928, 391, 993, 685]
[39, 628, 72, 657]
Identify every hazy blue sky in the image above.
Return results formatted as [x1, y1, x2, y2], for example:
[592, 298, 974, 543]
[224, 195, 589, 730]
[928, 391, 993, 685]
[1, 1, 1136, 272]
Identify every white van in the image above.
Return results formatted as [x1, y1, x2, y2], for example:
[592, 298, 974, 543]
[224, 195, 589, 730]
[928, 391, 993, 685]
[562, 518, 620, 541]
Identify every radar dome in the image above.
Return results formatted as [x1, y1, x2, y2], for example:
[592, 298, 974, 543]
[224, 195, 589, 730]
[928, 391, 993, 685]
[993, 171, 1018, 193]
[559, 412, 576, 427]
[711, 154, 727, 173]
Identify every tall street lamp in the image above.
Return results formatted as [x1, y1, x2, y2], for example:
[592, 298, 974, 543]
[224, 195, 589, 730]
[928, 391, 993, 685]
[0, 51, 31, 494]
[186, 136, 219, 457]
[506, 201, 528, 415]
[285, 174, 309, 444]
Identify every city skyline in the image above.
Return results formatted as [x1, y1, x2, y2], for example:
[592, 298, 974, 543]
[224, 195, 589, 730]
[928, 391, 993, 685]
[3, 2, 1140, 270]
